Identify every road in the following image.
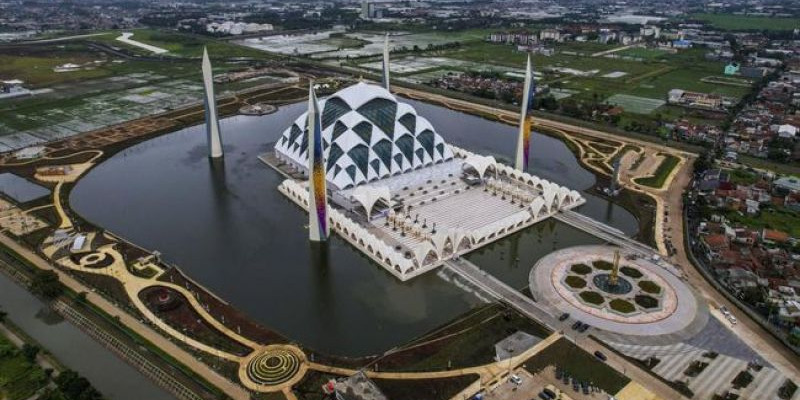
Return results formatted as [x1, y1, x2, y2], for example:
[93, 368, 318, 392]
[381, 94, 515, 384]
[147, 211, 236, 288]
[444, 258, 687, 400]
[396, 83, 800, 383]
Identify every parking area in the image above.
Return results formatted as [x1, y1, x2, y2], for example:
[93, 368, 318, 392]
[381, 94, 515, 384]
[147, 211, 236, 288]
[483, 367, 609, 400]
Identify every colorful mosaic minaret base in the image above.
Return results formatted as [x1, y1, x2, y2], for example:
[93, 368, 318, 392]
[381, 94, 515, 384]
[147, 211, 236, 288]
[515, 54, 536, 171]
[307, 83, 329, 242]
[202, 47, 223, 158]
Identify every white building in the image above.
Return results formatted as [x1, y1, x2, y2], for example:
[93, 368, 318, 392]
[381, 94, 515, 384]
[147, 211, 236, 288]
[272, 82, 585, 280]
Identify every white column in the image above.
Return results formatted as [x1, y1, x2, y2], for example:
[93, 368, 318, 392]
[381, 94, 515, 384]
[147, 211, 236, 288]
[382, 33, 390, 91]
[515, 54, 535, 171]
[202, 47, 223, 158]
[307, 82, 329, 242]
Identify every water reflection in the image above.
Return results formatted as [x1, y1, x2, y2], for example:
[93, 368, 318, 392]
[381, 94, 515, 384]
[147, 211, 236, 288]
[70, 100, 636, 356]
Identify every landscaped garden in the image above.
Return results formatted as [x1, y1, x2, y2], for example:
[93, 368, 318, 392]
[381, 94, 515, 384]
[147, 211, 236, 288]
[620, 266, 643, 279]
[609, 299, 636, 314]
[592, 260, 614, 270]
[634, 295, 659, 309]
[565, 276, 587, 289]
[570, 263, 592, 275]
[579, 291, 604, 305]
[638, 280, 662, 294]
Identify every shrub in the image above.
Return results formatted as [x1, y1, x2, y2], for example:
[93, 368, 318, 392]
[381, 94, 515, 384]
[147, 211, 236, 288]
[579, 291, 604, 305]
[638, 280, 662, 294]
[593, 260, 614, 270]
[565, 276, 587, 289]
[570, 264, 592, 275]
[609, 299, 636, 313]
[732, 370, 754, 389]
[620, 266, 643, 279]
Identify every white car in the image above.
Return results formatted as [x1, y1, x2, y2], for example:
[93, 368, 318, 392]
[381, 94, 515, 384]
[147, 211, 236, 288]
[509, 374, 522, 385]
[729, 316, 738, 325]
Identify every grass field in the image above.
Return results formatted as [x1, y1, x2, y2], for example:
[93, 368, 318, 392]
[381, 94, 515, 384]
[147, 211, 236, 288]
[723, 207, 800, 238]
[634, 154, 680, 188]
[0, 335, 48, 400]
[523, 338, 630, 394]
[91, 29, 274, 59]
[614, 47, 669, 60]
[690, 13, 800, 31]
[606, 94, 665, 114]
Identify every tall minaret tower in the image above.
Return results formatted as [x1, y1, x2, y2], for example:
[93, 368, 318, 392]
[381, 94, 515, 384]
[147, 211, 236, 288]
[514, 54, 536, 171]
[201, 47, 223, 158]
[381, 33, 390, 91]
[307, 82, 329, 242]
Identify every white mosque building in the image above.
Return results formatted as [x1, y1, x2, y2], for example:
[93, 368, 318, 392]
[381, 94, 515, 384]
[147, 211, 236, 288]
[271, 82, 585, 280]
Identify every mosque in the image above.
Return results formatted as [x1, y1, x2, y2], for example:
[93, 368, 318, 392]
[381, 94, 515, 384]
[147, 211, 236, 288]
[265, 40, 585, 280]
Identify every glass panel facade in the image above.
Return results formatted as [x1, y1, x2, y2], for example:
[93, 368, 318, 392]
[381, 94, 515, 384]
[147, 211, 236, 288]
[395, 134, 414, 163]
[372, 139, 393, 169]
[348, 144, 370, 176]
[417, 129, 435, 157]
[352, 121, 373, 144]
[398, 113, 416, 134]
[357, 98, 396, 138]
[321, 97, 351, 129]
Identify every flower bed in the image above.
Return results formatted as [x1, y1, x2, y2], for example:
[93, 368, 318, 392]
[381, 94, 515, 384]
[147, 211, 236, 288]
[579, 291, 604, 305]
[620, 266, 643, 279]
[634, 295, 659, 309]
[570, 264, 592, 275]
[638, 280, 662, 294]
[565, 275, 587, 289]
[592, 260, 614, 271]
[609, 299, 636, 314]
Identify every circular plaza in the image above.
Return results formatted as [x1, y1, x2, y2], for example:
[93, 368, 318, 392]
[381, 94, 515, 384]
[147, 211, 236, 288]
[530, 245, 705, 337]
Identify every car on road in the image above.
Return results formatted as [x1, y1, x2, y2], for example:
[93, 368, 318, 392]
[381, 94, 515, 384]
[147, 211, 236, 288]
[571, 321, 582, 330]
[509, 374, 522, 385]
[578, 323, 590, 332]
[559, 313, 570, 321]
[594, 351, 607, 361]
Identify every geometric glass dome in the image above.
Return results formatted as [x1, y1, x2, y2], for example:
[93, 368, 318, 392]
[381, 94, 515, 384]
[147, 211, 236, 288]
[275, 82, 454, 189]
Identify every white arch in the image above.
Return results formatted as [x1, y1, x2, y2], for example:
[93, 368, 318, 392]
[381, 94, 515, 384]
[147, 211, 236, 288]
[462, 155, 497, 180]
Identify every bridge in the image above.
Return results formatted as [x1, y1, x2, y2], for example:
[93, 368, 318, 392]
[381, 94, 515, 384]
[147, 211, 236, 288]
[554, 210, 657, 257]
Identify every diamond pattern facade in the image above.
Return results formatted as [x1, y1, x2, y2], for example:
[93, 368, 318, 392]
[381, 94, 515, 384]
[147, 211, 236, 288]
[276, 83, 454, 189]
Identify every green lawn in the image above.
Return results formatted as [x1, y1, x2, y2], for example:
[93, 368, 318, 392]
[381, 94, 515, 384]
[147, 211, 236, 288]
[91, 29, 274, 60]
[634, 154, 680, 189]
[723, 207, 800, 238]
[615, 47, 670, 60]
[690, 13, 800, 31]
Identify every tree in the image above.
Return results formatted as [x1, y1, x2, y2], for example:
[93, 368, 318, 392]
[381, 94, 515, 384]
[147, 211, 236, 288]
[31, 270, 64, 300]
[21, 343, 40, 363]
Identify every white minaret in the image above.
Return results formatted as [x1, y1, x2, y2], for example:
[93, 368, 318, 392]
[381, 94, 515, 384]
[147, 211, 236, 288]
[515, 54, 535, 171]
[381, 33, 390, 91]
[202, 47, 223, 158]
[307, 82, 329, 242]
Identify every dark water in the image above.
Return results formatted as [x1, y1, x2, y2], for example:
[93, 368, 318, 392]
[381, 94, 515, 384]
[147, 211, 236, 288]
[69, 99, 637, 357]
[0, 274, 174, 400]
[0, 172, 50, 202]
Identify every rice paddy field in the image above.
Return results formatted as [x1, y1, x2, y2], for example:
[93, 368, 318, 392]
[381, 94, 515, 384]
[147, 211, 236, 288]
[606, 94, 666, 114]
[690, 13, 800, 32]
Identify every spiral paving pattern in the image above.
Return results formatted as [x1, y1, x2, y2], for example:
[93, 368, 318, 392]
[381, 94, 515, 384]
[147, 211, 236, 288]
[246, 347, 301, 386]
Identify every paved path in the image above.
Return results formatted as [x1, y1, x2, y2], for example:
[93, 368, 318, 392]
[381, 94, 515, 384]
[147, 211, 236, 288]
[443, 258, 687, 400]
[0, 234, 252, 400]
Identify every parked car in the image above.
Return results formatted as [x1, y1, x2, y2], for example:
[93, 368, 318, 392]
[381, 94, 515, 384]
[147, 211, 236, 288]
[509, 374, 522, 385]
[559, 313, 570, 321]
[729, 316, 738, 325]
[538, 392, 552, 400]
[578, 323, 590, 333]
[594, 351, 607, 361]
[543, 388, 557, 398]
[571, 321, 582, 330]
